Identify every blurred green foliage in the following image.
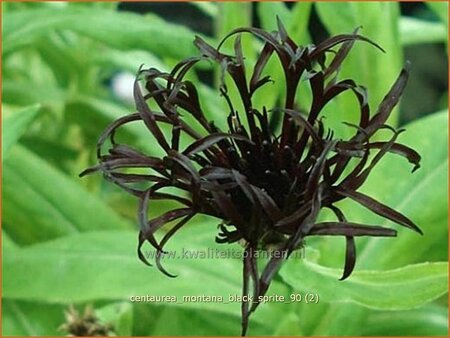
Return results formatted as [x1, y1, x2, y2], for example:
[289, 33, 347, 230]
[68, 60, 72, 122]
[2, 1, 448, 336]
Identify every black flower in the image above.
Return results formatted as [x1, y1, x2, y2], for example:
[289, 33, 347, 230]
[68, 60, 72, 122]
[81, 19, 422, 335]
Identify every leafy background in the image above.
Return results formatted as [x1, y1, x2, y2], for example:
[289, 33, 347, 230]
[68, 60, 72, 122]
[2, 1, 448, 336]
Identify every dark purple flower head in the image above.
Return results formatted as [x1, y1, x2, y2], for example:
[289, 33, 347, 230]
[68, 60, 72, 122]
[81, 19, 422, 335]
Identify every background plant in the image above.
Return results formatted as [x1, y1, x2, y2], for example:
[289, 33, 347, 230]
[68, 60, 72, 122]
[2, 1, 448, 336]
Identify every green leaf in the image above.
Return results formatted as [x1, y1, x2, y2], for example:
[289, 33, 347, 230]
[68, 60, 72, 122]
[20, 136, 79, 174]
[3, 223, 268, 313]
[3, 50, 66, 109]
[96, 302, 133, 336]
[258, 2, 312, 44]
[426, 2, 449, 27]
[2, 146, 131, 245]
[130, 304, 164, 336]
[281, 259, 448, 310]
[70, 94, 222, 158]
[253, 3, 312, 118]
[305, 111, 448, 338]
[191, 1, 218, 18]
[1, 104, 40, 159]
[315, 111, 448, 270]
[2, 230, 18, 250]
[215, 2, 254, 117]
[293, 302, 369, 336]
[131, 302, 274, 336]
[138, 302, 292, 336]
[145, 306, 249, 336]
[400, 17, 447, 46]
[93, 48, 167, 75]
[216, 2, 252, 42]
[271, 311, 304, 336]
[362, 304, 448, 336]
[315, 2, 402, 134]
[357, 111, 448, 268]
[289, 2, 313, 44]
[2, 221, 293, 336]
[2, 222, 290, 324]
[139, 303, 301, 336]
[257, 2, 291, 32]
[3, 8, 201, 59]
[2, 300, 65, 336]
